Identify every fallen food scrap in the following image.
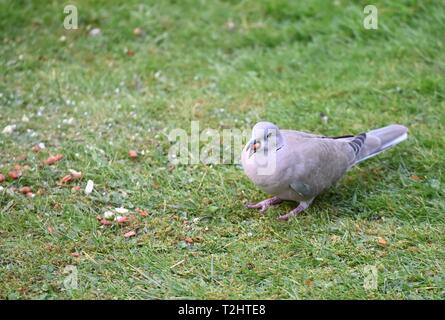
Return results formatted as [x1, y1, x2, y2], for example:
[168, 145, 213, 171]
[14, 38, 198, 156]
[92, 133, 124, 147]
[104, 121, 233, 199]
[126, 49, 135, 57]
[305, 279, 315, 288]
[8, 170, 22, 180]
[0, 174, 5, 183]
[124, 230, 136, 238]
[377, 237, 388, 246]
[2, 124, 16, 134]
[19, 186, 32, 194]
[128, 150, 138, 158]
[60, 174, 73, 184]
[136, 208, 149, 217]
[89, 28, 101, 37]
[84, 180, 94, 194]
[103, 211, 115, 220]
[69, 169, 82, 179]
[100, 218, 112, 226]
[43, 154, 63, 165]
[16, 154, 27, 161]
[32, 142, 45, 153]
[59, 170, 82, 185]
[115, 207, 129, 214]
[116, 216, 129, 224]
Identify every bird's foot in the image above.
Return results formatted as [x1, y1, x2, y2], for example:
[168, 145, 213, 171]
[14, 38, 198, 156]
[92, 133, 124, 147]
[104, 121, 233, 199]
[246, 196, 282, 213]
[277, 201, 312, 221]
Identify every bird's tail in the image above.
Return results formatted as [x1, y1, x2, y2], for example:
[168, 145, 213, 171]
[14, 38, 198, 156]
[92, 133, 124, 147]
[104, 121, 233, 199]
[354, 124, 408, 164]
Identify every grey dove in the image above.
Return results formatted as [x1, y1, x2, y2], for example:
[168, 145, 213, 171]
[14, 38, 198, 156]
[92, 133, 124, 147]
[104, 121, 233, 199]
[241, 122, 408, 221]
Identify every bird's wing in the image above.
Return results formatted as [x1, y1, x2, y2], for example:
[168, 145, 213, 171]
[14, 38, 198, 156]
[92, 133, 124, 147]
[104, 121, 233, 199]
[280, 129, 325, 139]
[283, 133, 354, 196]
[281, 129, 356, 140]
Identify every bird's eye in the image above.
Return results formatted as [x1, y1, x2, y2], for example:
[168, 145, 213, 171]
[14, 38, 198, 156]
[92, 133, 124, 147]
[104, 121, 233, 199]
[267, 132, 272, 138]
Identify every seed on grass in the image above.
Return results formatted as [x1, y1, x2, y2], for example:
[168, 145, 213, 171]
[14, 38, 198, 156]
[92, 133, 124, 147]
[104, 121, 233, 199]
[136, 208, 149, 217]
[72, 185, 81, 191]
[59, 170, 82, 185]
[103, 211, 115, 220]
[126, 49, 135, 57]
[128, 150, 138, 158]
[32, 143, 45, 152]
[62, 118, 75, 125]
[410, 175, 422, 181]
[68, 169, 82, 179]
[60, 174, 73, 184]
[8, 170, 22, 180]
[2, 124, 16, 134]
[377, 237, 388, 246]
[89, 28, 101, 37]
[0, 174, 5, 183]
[19, 186, 32, 194]
[115, 216, 129, 224]
[43, 154, 63, 165]
[71, 252, 80, 258]
[133, 27, 142, 36]
[100, 219, 112, 226]
[184, 237, 194, 244]
[16, 154, 27, 161]
[124, 230, 136, 238]
[305, 279, 315, 288]
[85, 180, 94, 194]
[26, 192, 35, 198]
[47, 226, 54, 234]
[115, 207, 129, 214]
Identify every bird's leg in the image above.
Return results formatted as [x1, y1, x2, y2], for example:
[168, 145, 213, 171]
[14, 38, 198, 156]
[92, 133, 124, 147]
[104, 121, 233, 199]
[246, 196, 283, 213]
[277, 200, 313, 221]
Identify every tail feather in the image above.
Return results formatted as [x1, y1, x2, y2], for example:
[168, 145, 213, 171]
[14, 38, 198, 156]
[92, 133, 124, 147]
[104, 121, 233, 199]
[355, 124, 408, 164]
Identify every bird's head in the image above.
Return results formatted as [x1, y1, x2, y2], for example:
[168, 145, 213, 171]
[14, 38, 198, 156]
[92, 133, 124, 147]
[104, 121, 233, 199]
[245, 121, 284, 158]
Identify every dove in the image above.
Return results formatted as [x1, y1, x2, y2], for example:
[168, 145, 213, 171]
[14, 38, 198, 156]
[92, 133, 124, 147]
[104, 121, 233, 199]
[241, 121, 408, 221]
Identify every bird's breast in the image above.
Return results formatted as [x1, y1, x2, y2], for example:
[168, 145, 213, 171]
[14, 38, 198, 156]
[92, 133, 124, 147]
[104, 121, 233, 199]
[241, 151, 292, 195]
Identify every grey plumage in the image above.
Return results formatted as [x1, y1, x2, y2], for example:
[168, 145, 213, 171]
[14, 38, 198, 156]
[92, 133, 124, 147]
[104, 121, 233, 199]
[241, 122, 408, 220]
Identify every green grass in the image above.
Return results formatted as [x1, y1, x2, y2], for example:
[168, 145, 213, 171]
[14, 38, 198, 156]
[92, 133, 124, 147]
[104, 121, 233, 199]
[1, 0, 444, 299]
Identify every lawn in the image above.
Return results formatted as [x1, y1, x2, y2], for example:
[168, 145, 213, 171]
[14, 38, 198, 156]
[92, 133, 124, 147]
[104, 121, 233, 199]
[0, 0, 444, 299]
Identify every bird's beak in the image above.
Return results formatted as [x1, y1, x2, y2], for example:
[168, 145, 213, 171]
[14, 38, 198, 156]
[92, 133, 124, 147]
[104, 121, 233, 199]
[247, 139, 261, 158]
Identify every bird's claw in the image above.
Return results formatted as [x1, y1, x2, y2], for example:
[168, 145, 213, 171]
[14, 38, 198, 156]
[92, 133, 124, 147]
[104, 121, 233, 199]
[277, 203, 308, 221]
[276, 215, 289, 222]
[245, 197, 282, 214]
